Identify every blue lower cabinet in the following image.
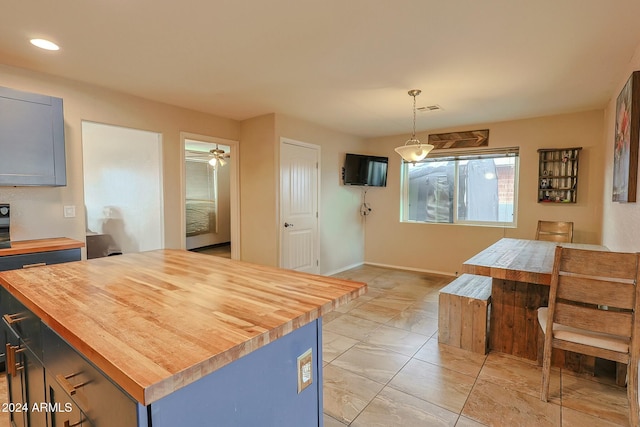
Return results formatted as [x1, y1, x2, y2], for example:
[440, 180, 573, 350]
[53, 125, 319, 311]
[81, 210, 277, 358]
[145, 319, 323, 427]
[4, 282, 324, 427]
[0, 248, 81, 271]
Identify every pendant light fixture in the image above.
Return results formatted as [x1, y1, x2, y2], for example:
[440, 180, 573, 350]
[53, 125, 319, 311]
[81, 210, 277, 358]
[394, 89, 434, 162]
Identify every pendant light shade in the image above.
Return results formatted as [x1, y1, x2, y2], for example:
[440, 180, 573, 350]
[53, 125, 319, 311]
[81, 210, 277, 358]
[395, 89, 434, 162]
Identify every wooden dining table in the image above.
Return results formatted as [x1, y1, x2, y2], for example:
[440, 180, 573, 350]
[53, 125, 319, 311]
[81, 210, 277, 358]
[462, 238, 607, 365]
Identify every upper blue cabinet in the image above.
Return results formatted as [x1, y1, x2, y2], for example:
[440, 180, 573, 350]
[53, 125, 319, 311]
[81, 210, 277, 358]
[0, 86, 66, 186]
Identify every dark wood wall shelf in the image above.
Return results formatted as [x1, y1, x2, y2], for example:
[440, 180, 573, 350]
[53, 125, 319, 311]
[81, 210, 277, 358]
[537, 147, 582, 203]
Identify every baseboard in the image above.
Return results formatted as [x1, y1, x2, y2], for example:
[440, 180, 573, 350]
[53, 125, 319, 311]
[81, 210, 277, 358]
[323, 261, 364, 277]
[190, 242, 231, 252]
[363, 261, 456, 278]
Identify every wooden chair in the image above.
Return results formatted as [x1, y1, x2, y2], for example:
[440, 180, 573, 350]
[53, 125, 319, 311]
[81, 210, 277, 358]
[538, 246, 640, 426]
[535, 220, 573, 243]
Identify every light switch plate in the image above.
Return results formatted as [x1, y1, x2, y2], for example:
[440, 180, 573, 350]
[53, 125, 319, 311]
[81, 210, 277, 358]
[297, 348, 313, 393]
[63, 205, 76, 218]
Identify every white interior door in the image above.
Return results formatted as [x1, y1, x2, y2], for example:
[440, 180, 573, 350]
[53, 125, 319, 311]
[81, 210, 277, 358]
[280, 139, 319, 273]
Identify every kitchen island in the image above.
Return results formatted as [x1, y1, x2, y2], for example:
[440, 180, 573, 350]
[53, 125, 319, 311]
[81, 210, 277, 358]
[0, 249, 366, 426]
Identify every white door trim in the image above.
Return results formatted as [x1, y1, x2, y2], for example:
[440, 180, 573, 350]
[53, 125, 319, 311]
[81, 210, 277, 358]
[180, 132, 240, 260]
[279, 137, 321, 272]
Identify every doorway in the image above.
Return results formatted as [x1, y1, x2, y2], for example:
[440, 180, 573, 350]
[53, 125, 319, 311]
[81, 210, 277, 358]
[82, 121, 164, 257]
[280, 138, 320, 273]
[181, 133, 240, 260]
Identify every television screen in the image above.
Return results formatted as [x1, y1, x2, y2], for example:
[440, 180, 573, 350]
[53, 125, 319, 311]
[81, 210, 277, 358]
[343, 153, 388, 187]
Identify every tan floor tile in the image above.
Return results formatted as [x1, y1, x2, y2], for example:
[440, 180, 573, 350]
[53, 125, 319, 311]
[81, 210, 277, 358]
[455, 416, 488, 426]
[323, 314, 381, 341]
[368, 295, 415, 311]
[349, 301, 403, 324]
[331, 266, 384, 282]
[414, 338, 486, 378]
[462, 379, 561, 427]
[331, 342, 410, 384]
[388, 358, 475, 413]
[408, 298, 439, 314]
[386, 306, 439, 336]
[384, 284, 435, 301]
[351, 386, 458, 427]
[322, 310, 343, 324]
[478, 352, 561, 401]
[323, 413, 348, 427]
[322, 330, 359, 363]
[326, 265, 631, 427]
[561, 373, 630, 426]
[368, 276, 402, 290]
[334, 293, 375, 313]
[561, 406, 628, 427]
[323, 365, 384, 424]
[362, 324, 428, 357]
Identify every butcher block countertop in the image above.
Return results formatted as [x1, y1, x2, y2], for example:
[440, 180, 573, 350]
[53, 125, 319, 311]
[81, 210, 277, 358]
[0, 237, 84, 256]
[0, 249, 367, 405]
[462, 238, 607, 285]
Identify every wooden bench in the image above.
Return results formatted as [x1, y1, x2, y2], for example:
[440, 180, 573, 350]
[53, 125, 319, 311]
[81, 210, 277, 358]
[438, 274, 491, 354]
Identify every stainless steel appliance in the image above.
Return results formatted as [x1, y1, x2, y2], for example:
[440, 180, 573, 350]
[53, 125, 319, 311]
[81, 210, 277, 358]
[0, 204, 9, 248]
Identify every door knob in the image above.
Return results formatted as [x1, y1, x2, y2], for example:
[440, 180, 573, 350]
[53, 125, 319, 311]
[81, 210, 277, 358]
[284, 222, 294, 228]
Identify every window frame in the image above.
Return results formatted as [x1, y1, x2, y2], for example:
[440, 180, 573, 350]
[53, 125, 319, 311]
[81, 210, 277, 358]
[400, 147, 519, 227]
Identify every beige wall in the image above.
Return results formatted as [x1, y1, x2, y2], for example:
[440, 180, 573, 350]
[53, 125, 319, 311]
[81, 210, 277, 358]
[602, 42, 640, 252]
[0, 63, 239, 253]
[0, 65, 367, 274]
[275, 114, 367, 274]
[363, 110, 605, 275]
[238, 113, 367, 273]
[239, 114, 278, 265]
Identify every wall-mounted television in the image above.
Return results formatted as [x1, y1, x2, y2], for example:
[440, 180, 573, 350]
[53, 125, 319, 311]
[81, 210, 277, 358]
[343, 153, 388, 187]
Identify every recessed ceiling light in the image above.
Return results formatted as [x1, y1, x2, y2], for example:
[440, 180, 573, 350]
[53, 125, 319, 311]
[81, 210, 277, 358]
[30, 39, 60, 51]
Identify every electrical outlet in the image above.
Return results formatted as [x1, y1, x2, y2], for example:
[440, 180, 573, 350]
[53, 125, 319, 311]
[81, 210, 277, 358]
[297, 348, 313, 393]
[63, 205, 76, 218]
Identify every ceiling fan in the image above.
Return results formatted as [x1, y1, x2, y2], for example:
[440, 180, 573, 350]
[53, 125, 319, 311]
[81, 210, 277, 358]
[185, 144, 230, 168]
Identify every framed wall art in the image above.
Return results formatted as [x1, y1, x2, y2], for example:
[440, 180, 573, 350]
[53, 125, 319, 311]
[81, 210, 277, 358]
[613, 71, 640, 202]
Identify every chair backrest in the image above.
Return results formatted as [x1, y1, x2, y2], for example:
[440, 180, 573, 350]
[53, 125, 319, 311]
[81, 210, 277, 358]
[548, 247, 640, 345]
[536, 220, 574, 243]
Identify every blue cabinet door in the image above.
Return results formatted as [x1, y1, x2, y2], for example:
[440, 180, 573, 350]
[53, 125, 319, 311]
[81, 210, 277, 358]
[149, 319, 324, 427]
[0, 86, 66, 186]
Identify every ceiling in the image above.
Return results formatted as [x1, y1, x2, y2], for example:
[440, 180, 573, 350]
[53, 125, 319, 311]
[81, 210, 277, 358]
[3, 1, 640, 138]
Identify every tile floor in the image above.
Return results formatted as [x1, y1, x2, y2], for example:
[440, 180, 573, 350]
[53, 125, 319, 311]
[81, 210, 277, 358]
[323, 264, 631, 427]
[0, 263, 630, 427]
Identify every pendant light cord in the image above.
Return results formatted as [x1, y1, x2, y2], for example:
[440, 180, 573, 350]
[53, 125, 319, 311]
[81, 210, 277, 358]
[412, 92, 417, 140]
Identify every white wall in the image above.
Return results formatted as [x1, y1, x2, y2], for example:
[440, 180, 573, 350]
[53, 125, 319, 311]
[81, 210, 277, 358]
[0, 63, 239, 255]
[82, 121, 164, 253]
[602, 42, 640, 252]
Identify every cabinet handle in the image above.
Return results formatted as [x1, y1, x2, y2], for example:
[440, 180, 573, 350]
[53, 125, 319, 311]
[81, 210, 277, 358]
[3, 312, 28, 325]
[22, 262, 46, 269]
[5, 343, 25, 377]
[56, 372, 90, 396]
[64, 418, 85, 427]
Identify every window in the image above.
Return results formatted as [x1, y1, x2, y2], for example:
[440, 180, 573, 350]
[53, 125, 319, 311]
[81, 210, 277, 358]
[401, 147, 518, 226]
[185, 159, 218, 236]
